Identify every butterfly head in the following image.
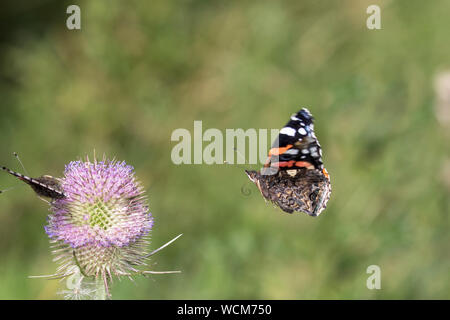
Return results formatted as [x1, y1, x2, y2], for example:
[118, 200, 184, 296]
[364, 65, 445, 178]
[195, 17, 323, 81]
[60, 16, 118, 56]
[244, 170, 258, 182]
[245, 169, 261, 190]
[245, 170, 267, 198]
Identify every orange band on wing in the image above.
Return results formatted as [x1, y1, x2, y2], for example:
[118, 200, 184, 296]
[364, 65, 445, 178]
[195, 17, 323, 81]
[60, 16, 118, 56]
[322, 168, 329, 178]
[269, 160, 314, 169]
[295, 161, 314, 169]
[277, 160, 296, 167]
[269, 144, 293, 156]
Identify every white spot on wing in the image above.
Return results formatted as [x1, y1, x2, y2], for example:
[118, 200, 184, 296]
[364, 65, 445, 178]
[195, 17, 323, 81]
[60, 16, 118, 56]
[280, 127, 296, 136]
[298, 127, 307, 135]
[284, 149, 299, 155]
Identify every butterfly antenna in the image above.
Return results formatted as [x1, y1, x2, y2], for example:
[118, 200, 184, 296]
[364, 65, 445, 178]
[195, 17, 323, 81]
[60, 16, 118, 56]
[0, 186, 17, 194]
[1, 166, 28, 192]
[13, 152, 29, 176]
[0, 166, 27, 194]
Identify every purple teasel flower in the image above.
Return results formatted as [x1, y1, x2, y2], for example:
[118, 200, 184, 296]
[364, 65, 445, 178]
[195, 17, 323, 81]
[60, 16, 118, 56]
[2, 156, 181, 299]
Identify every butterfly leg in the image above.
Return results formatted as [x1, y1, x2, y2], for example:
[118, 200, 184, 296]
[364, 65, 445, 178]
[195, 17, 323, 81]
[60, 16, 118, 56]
[38, 196, 50, 204]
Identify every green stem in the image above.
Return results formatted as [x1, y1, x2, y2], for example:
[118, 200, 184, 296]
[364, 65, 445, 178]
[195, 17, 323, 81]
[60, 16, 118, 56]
[94, 276, 107, 300]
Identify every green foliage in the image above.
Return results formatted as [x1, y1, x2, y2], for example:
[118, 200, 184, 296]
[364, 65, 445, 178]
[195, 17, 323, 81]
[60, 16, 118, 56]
[0, 0, 449, 299]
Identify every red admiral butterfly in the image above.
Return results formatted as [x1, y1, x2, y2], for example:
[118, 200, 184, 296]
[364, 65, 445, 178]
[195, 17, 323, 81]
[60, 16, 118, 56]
[1, 166, 65, 200]
[245, 108, 331, 216]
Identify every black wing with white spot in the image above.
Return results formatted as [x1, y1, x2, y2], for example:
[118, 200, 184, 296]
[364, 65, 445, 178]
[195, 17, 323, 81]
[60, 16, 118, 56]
[266, 108, 325, 170]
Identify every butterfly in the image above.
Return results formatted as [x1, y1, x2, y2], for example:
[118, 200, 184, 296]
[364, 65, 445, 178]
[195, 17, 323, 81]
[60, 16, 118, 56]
[245, 108, 331, 216]
[1, 166, 65, 200]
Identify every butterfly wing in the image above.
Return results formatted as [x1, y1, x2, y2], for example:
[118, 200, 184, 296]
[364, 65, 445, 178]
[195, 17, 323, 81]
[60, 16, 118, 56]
[255, 169, 331, 215]
[1, 166, 65, 200]
[264, 108, 325, 171]
[32, 175, 65, 199]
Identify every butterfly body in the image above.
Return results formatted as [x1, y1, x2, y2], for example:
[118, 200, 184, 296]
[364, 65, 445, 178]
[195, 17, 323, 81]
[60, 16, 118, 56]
[1, 166, 65, 200]
[245, 108, 331, 216]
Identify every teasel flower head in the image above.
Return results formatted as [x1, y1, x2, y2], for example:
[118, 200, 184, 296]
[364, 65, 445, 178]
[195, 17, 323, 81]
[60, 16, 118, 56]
[40, 157, 180, 299]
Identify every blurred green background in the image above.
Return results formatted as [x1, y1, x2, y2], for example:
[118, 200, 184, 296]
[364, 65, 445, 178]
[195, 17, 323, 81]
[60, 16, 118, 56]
[0, 0, 449, 299]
